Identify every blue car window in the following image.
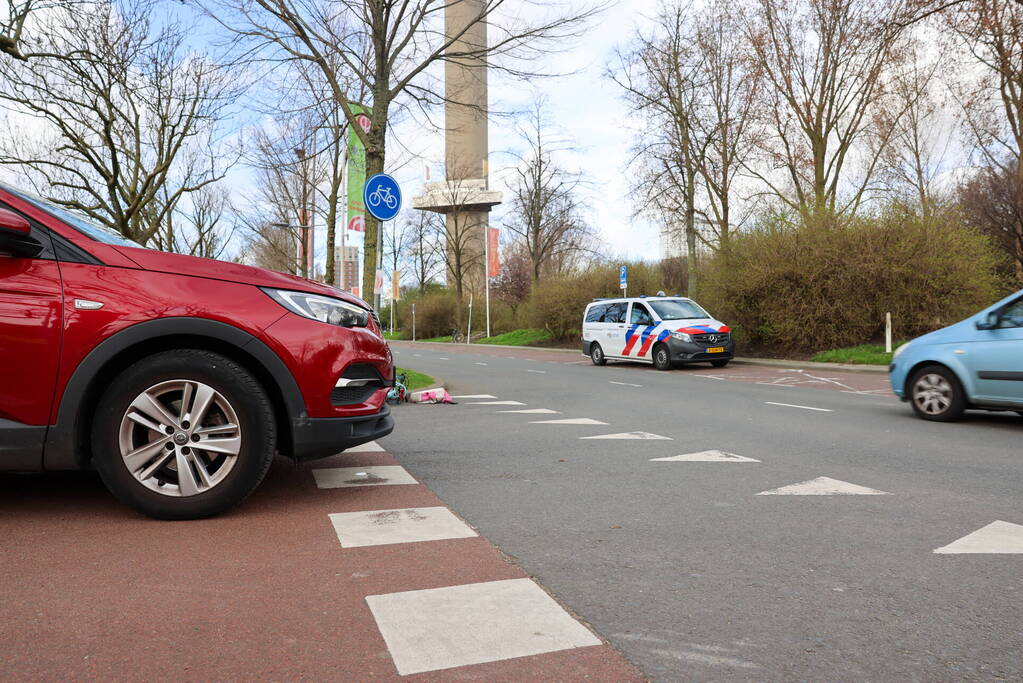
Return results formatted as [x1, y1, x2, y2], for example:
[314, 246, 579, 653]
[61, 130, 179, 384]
[999, 297, 1023, 328]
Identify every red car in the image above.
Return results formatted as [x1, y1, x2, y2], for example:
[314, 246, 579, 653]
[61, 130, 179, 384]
[0, 183, 394, 519]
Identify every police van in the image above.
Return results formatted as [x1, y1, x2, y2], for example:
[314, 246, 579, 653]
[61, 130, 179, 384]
[581, 294, 735, 370]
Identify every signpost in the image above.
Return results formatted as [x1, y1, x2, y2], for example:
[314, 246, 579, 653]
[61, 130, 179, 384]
[619, 265, 628, 298]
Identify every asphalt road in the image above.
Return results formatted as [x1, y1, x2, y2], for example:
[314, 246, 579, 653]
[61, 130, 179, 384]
[387, 341, 1023, 681]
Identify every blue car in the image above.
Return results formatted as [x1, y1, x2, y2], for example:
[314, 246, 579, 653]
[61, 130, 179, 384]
[890, 289, 1023, 421]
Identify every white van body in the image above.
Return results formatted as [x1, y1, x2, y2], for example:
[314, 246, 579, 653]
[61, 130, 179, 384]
[581, 296, 734, 368]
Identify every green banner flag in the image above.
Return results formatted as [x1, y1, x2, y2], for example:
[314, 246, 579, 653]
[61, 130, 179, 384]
[346, 104, 371, 232]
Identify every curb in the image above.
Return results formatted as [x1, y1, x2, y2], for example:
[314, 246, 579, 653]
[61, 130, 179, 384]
[730, 357, 888, 374]
[391, 340, 889, 374]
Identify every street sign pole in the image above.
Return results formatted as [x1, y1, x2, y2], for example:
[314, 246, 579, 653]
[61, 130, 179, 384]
[363, 173, 402, 312]
[484, 222, 491, 339]
[620, 265, 628, 298]
[412, 303, 416, 341]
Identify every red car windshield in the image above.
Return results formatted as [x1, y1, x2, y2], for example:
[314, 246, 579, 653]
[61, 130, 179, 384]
[2, 183, 144, 248]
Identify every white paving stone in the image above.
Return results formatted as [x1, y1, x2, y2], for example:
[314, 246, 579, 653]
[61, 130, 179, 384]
[934, 520, 1023, 554]
[756, 476, 888, 496]
[580, 431, 672, 440]
[365, 578, 601, 676]
[529, 418, 608, 425]
[312, 465, 417, 489]
[651, 450, 760, 463]
[345, 440, 384, 453]
[498, 408, 560, 414]
[328, 507, 478, 548]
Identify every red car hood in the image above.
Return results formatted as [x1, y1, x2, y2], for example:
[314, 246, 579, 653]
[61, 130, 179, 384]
[115, 246, 372, 310]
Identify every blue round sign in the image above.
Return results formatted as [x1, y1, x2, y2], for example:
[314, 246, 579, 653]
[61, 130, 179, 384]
[364, 173, 402, 221]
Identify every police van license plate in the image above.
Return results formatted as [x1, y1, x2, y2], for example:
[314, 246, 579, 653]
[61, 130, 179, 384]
[707, 347, 725, 353]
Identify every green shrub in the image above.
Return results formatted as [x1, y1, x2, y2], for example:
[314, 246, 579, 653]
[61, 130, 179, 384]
[697, 206, 1009, 352]
[394, 288, 460, 339]
[477, 328, 553, 346]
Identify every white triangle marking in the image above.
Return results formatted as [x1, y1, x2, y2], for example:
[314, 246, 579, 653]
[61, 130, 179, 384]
[651, 450, 759, 463]
[465, 401, 525, 406]
[756, 476, 887, 496]
[451, 394, 497, 399]
[580, 431, 673, 440]
[934, 520, 1023, 554]
[529, 418, 609, 425]
[497, 408, 560, 414]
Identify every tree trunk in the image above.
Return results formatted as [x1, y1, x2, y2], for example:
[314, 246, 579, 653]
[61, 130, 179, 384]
[362, 143, 384, 303]
[325, 130, 342, 286]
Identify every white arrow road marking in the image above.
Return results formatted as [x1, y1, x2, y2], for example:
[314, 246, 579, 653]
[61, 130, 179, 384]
[580, 431, 672, 440]
[466, 401, 526, 406]
[651, 450, 759, 463]
[609, 381, 642, 387]
[529, 418, 609, 425]
[497, 408, 559, 414]
[756, 476, 887, 495]
[451, 394, 497, 399]
[765, 402, 834, 412]
[934, 521, 1023, 554]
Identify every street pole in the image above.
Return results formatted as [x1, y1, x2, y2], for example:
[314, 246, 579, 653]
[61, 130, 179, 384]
[375, 219, 383, 311]
[467, 292, 473, 344]
[885, 312, 892, 353]
[412, 303, 416, 341]
[484, 223, 491, 339]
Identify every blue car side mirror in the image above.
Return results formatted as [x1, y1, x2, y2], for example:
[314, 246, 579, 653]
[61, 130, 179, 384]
[975, 311, 1000, 330]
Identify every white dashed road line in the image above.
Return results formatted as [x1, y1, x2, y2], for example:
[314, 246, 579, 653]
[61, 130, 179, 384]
[609, 381, 642, 387]
[475, 362, 488, 366]
[529, 418, 608, 425]
[365, 578, 602, 676]
[328, 507, 478, 548]
[526, 369, 547, 374]
[312, 465, 418, 488]
[580, 431, 673, 440]
[765, 401, 834, 412]
[497, 408, 559, 414]
[465, 400, 526, 406]
[451, 394, 497, 399]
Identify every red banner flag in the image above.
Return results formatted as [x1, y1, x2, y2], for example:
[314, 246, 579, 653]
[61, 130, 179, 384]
[487, 227, 500, 278]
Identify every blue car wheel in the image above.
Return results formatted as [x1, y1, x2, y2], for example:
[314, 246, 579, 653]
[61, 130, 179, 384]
[909, 365, 966, 422]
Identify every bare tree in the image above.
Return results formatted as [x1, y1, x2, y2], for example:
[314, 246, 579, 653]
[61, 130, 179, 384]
[947, 0, 1023, 280]
[745, 0, 909, 217]
[403, 209, 444, 291]
[874, 39, 952, 215]
[239, 115, 327, 275]
[209, 0, 601, 303]
[174, 184, 236, 259]
[505, 101, 595, 284]
[612, 3, 704, 293]
[0, 2, 237, 245]
[959, 160, 1023, 280]
[1, 0, 86, 60]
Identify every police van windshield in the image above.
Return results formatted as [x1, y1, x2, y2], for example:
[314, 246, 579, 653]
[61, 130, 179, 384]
[650, 299, 709, 320]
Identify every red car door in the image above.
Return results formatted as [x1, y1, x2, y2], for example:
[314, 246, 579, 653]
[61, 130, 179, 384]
[0, 206, 62, 470]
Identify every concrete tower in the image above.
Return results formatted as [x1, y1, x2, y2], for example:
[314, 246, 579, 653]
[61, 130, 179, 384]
[413, 0, 501, 293]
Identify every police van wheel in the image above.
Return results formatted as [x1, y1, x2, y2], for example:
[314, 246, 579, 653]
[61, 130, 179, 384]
[653, 344, 672, 371]
[590, 343, 607, 366]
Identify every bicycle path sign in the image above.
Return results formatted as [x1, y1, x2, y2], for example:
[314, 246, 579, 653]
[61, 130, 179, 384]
[364, 173, 402, 221]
